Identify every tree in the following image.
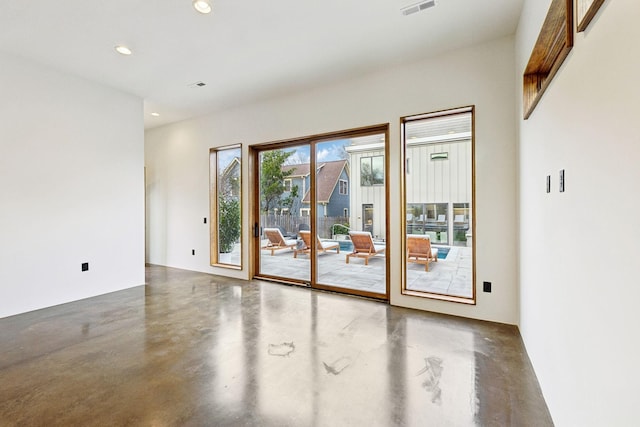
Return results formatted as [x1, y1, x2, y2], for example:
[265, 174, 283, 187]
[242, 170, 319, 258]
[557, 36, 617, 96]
[281, 184, 299, 215]
[217, 156, 241, 253]
[218, 196, 240, 253]
[260, 150, 295, 213]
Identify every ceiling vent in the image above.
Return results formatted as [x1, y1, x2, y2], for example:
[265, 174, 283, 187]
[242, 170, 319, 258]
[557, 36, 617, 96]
[401, 0, 436, 16]
[188, 81, 207, 88]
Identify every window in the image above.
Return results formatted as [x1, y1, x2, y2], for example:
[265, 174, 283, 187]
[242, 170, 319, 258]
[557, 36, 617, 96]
[406, 203, 449, 243]
[360, 156, 384, 186]
[453, 203, 470, 246]
[339, 179, 348, 195]
[402, 106, 474, 303]
[210, 145, 242, 268]
[283, 178, 292, 192]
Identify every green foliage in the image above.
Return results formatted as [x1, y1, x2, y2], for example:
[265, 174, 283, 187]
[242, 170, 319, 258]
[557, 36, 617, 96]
[455, 230, 467, 242]
[218, 196, 241, 253]
[280, 184, 299, 214]
[260, 150, 295, 213]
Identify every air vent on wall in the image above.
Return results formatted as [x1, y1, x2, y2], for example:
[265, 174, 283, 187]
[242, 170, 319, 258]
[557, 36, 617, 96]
[401, 0, 436, 16]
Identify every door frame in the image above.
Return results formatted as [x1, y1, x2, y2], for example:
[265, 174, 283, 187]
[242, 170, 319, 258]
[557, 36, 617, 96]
[250, 124, 390, 300]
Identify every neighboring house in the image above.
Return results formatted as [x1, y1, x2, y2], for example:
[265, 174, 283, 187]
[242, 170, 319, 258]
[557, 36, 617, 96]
[404, 121, 472, 246]
[219, 156, 241, 199]
[281, 160, 349, 218]
[280, 163, 310, 216]
[345, 143, 386, 238]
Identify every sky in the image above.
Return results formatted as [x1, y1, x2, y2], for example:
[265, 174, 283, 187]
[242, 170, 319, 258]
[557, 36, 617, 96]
[217, 146, 241, 170]
[284, 139, 349, 165]
[215, 139, 349, 171]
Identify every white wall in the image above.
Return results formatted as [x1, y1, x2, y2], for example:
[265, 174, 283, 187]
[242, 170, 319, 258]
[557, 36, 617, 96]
[0, 52, 145, 318]
[516, 1, 640, 424]
[145, 35, 518, 324]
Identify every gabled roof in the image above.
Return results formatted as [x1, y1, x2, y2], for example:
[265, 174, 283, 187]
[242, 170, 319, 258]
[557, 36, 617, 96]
[301, 160, 348, 203]
[221, 157, 241, 178]
[281, 163, 310, 178]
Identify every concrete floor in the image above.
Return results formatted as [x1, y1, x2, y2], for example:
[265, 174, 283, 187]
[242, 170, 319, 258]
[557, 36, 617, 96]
[0, 265, 552, 426]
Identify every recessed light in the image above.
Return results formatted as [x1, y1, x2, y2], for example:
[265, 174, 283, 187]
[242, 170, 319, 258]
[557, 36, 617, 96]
[151, 112, 160, 117]
[192, 0, 212, 14]
[115, 45, 132, 56]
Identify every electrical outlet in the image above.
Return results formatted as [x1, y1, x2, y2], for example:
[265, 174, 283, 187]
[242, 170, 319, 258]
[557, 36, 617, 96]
[81, 262, 89, 272]
[483, 281, 492, 293]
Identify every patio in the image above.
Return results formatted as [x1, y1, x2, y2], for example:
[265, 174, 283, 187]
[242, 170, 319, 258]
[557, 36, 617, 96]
[259, 240, 473, 299]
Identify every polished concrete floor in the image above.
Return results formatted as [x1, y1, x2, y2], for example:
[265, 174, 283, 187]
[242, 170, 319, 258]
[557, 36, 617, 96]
[0, 265, 552, 426]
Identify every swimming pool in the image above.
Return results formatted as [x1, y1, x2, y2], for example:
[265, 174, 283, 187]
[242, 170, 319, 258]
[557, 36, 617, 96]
[336, 241, 450, 259]
[434, 246, 450, 259]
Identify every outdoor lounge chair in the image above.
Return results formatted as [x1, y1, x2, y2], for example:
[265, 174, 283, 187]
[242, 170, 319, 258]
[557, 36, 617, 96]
[407, 234, 439, 271]
[262, 227, 297, 256]
[346, 231, 385, 265]
[277, 225, 296, 239]
[294, 230, 340, 258]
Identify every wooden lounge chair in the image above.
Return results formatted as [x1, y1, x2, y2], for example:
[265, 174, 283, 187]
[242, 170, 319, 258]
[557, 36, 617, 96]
[407, 234, 439, 271]
[262, 228, 297, 256]
[294, 230, 340, 258]
[346, 231, 385, 265]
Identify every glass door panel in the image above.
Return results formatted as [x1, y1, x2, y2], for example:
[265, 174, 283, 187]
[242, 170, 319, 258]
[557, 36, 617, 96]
[258, 145, 310, 284]
[314, 134, 387, 297]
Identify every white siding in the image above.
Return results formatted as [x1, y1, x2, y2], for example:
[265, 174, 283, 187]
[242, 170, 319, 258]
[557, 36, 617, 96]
[406, 140, 471, 204]
[349, 149, 386, 238]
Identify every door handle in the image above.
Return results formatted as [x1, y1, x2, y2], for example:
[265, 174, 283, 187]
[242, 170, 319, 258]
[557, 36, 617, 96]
[254, 223, 260, 238]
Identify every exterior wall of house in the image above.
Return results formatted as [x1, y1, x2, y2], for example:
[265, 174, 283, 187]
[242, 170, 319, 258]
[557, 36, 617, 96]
[406, 139, 472, 244]
[280, 175, 305, 215]
[325, 169, 350, 218]
[227, 161, 241, 198]
[347, 147, 386, 238]
[405, 140, 471, 206]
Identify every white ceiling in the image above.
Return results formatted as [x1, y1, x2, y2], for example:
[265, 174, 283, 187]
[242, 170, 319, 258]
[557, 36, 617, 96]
[0, 0, 523, 129]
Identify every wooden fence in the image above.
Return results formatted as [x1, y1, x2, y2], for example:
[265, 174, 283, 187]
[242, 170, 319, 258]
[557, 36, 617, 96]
[260, 215, 349, 239]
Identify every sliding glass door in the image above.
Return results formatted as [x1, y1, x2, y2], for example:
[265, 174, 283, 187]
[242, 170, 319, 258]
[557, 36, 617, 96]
[257, 144, 311, 284]
[254, 126, 388, 299]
